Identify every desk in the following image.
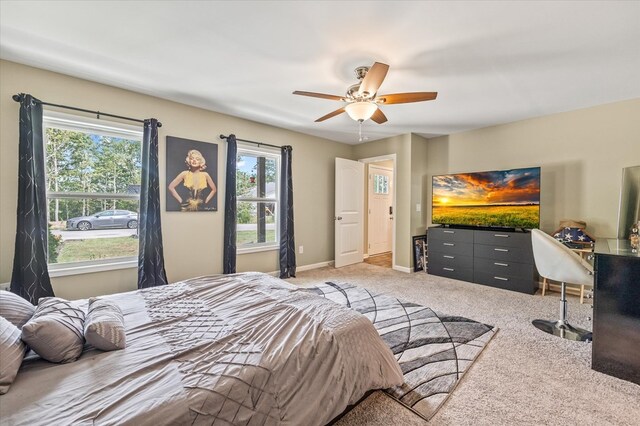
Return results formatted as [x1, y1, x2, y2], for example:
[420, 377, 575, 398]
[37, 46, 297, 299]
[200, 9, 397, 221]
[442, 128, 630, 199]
[592, 238, 640, 385]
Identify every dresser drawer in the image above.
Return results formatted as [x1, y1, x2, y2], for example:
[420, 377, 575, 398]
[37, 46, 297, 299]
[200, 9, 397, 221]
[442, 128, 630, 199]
[474, 257, 534, 279]
[473, 271, 536, 294]
[474, 243, 533, 263]
[429, 241, 474, 257]
[428, 227, 474, 243]
[429, 253, 473, 269]
[474, 230, 531, 248]
[428, 262, 474, 282]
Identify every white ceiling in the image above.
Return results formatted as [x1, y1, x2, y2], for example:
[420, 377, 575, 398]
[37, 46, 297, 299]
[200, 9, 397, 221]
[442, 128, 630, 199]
[1, 1, 639, 144]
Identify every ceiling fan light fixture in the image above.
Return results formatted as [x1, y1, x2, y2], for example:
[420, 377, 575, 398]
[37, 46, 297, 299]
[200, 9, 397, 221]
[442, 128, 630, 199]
[345, 101, 378, 122]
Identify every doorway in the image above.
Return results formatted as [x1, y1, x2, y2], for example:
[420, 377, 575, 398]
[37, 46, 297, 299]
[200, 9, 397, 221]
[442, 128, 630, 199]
[361, 156, 395, 269]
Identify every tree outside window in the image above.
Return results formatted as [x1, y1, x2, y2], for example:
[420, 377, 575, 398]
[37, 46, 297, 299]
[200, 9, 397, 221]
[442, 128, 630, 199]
[43, 113, 142, 265]
[236, 148, 279, 249]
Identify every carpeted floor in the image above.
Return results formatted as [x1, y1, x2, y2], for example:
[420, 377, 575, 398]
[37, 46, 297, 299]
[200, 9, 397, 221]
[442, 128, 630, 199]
[286, 263, 640, 425]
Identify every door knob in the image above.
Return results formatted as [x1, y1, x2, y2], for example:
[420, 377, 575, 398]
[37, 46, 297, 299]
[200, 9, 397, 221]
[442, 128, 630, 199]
[335, 216, 343, 220]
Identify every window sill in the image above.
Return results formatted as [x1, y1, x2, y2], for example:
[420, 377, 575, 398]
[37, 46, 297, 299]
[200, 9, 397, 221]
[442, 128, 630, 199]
[48, 257, 137, 278]
[237, 245, 279, 255]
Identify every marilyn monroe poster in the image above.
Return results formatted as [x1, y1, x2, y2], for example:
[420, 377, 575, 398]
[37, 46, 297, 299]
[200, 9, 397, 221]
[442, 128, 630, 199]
[166, 136, 218, 212]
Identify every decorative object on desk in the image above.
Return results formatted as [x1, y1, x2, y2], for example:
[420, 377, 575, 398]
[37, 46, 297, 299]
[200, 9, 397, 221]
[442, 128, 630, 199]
[303, 281, 496, 421]
[553, 219, 595, 245]
[630, 221, 639, 250]
[412, 235, 427, 272]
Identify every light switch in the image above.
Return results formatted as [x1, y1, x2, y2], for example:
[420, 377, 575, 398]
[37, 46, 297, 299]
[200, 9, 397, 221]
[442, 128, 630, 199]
[416, 203, 421, 212]
[299, 245, 304, 254]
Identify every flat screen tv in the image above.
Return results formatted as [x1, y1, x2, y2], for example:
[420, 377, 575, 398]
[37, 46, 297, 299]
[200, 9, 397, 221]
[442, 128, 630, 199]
[432, 167, 541, 229]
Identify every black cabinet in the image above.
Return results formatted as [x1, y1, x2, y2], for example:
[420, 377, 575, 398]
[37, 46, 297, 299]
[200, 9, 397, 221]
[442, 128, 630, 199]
[427, 226, 537, 294]
[428, 228, 474, 282]
[592, 239, 640, 385]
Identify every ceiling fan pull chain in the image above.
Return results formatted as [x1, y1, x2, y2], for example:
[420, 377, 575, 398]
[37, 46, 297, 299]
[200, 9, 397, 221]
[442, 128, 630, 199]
[358, 120, 363, 142]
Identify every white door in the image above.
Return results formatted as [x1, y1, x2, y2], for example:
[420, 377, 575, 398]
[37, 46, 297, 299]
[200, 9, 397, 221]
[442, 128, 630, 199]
[335, 158, 364, 268]
[368, 165, 393, 255]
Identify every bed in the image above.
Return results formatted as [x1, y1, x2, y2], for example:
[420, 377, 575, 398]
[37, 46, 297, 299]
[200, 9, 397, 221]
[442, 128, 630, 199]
[0, 272, 403, 425]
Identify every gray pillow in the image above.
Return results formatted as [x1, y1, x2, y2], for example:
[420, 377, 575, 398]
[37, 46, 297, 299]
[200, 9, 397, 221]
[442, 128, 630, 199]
[21, 297, 85, 363]
[84, 298, 126, 351]
[0, 290, 35, 328]
[0, 316, 27, 394]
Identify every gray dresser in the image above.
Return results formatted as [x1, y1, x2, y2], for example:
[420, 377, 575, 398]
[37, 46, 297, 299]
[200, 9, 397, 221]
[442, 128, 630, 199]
[427, 226, 537, 294]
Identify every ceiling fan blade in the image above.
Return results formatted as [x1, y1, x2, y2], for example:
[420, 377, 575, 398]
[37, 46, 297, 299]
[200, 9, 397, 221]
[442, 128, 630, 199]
[315, 107, 346, 122]
[371, 108, 388, 124]
[375, 92, 438, 104]
[358, 62, 389, 98]
[293, 91, 344, 101]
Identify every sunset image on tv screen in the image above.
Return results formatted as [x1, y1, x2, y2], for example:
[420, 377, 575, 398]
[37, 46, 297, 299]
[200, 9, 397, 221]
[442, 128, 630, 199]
[432, 167, 540, 228]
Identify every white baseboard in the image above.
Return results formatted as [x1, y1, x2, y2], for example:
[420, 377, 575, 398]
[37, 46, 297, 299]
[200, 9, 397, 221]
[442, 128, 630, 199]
[297, 261, 333, 272]
[392, 265, 412, 273]
[269, 261, 333, 277]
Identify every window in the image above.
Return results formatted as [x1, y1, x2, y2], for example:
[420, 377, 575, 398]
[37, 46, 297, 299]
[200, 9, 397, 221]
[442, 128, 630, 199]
[236, 145, 280, 252]
[43, 111, 143, 271]
[374, 174, 389, 194]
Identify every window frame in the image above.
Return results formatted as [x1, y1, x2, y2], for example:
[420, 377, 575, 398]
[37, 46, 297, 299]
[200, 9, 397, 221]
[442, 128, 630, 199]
[236, 143, 281, 254]
[42, 111, 143, 276]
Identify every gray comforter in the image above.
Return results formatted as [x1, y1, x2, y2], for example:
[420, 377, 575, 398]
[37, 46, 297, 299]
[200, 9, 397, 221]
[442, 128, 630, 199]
[0, 273, 403, 425]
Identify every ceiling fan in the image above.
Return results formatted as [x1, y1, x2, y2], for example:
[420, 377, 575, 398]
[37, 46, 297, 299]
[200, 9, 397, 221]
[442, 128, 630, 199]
[293, 62, 438, 124]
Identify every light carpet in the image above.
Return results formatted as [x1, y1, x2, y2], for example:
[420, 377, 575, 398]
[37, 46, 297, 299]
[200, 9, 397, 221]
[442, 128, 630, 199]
[286, 263, 640, 425]
[304, 281, 496, 421]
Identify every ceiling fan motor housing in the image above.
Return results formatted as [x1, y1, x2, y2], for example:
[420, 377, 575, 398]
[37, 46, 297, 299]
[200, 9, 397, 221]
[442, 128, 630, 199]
[346, 66, 375, 101]
[354, 66, 370, 81]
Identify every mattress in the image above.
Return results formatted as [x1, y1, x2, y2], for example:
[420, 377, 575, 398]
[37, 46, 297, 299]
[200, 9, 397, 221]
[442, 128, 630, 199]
[0, 272, 403, 425]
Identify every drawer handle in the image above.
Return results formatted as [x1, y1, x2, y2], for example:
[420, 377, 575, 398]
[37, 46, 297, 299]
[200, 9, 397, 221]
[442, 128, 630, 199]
[494, 262, 509, 267]
[494, 234, 509, 238]
[494, 276, 509, 281]
[443, 267, 455, 271]
[494, 248, 509, 252]
[443, 243, 455, 246]
[444, 230, 455, 234]
[443, 255, 455, 259]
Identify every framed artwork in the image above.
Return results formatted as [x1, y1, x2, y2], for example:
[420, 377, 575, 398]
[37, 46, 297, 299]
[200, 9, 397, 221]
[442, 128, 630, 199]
[166, 136, 218, 212]
[413, 234, 427, 272]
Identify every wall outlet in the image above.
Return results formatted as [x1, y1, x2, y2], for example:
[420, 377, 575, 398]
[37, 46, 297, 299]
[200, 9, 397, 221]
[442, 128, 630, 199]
[299, 245, 304, 254]
[416, 203, 421, 212]
[0, 282, 10, 291]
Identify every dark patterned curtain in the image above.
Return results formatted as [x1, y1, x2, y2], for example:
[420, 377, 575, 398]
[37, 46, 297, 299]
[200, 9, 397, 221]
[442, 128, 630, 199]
[10, 94, 55, 304]
[223, 134, 237, 274]
[279, 145, 296, 278]
[138, 119, 168, 288]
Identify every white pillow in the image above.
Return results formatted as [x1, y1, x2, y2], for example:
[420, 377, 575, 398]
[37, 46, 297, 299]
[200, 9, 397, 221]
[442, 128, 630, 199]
[84, 298, 126, 351]
[0, 290, 35, 328]
[0, 316, 27, 394]
[21, 297, 85, 363]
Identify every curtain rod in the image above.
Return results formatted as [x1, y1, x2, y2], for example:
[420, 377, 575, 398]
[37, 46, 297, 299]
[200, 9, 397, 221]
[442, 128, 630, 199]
[219, 134, 281, 149]
[12, 94, 162, 127]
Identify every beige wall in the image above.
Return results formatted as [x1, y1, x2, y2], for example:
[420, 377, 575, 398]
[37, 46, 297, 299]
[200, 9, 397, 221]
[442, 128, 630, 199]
[2, 60, 638, 297]
[0, 60, 352, 299]
[425, 98, 640, 238]
[410, 134, 429, 238]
